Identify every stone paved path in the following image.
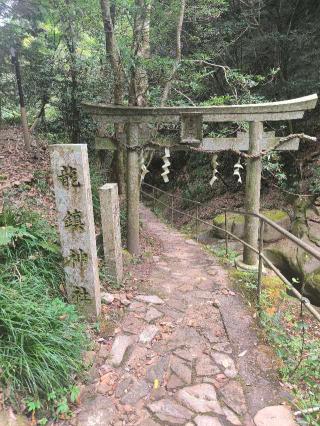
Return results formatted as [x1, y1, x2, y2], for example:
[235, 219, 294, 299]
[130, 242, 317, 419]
[74, 206, 297, 426]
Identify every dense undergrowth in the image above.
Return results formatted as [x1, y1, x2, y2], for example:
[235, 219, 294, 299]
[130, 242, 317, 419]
[0, 207, 87, 421]
[222, 255, 320, 426]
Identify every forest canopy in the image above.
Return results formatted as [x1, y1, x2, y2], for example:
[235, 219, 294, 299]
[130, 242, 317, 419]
[1, 0, 320, 140]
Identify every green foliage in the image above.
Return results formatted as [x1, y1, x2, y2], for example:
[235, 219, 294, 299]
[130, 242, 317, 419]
[0, 207, 87, 407]
[33, 170, 50, 194]
[308, 166, 320, 195]
[231, 268, 320, 423]
[89, 164, 105, 223]
[260, 310, 320, 425]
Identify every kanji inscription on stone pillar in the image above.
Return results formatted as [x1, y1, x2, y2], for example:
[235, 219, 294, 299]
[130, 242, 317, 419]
[99, 183, 123, 285]
[50, 144, 101, 319]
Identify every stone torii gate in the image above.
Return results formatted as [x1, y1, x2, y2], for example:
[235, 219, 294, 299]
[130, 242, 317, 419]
[83, 94, 318, 267]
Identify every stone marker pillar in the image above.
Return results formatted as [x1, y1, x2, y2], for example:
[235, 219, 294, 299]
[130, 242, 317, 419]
[99, 183, 123, 285]
[243, 122, 263, 266]
[50, 144, 101, 319]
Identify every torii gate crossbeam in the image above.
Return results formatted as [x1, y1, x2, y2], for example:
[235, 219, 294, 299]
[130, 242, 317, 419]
[83, 94, 318, 267]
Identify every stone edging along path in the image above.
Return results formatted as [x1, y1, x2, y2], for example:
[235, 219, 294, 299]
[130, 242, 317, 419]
[73, 205, 297, 426]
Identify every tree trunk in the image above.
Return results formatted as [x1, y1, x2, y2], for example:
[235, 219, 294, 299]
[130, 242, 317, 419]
[161, 0, 186, 106]
[129, 0, 151, 106]
[10, 47, 31, 150]
[100, 0, 126, 194]
[30, 99, 46, 133]
[63, 0, 80, 144]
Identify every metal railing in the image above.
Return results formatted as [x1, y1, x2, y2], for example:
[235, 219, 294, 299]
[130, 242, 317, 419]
[141, 181, 320, 322]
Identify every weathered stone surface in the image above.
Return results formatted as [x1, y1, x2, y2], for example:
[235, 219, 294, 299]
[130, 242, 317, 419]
[76, 395, 116, 425]
[167, 373, 185, 389]
[122, 315, 145, 335]
[126, 345, 148, 368]
[121, 379, 150, 404]
[109, 335, 135, 367]
[191, 290, 214, 300]
[174, 349, 194, 362]
[96, 381, 112, 395]
[220, 380, 247, 415]
[50, 144, 101, 319]
[147, 399, 193, 424]
[135, 295, 164, 304]
[222, 406, 241, 425]
[211, 352, 237, 378]
[98, 344, 109, 359]
[0, 411, 30, 426]
[166, 298, 188, 312]
[170, 356, 192, 384]
[99, 183, 123, 284]
[139, 325, 159, 343]
[129, 301, 147, 313]
[194, 415, 222, 426]
[201, 325, 227, 343]
[157, 304, 181, 320]
[211, 343, 232, 354]
[115, 377, 133, 398]
[101, 292, 114, 304]
[253, 405, 297, 426]
[146, 355, 170, 383]
[196, 355, 220, 377]
[168, 327, 204, 350]
[177, 384, 223, 414]
[136, 418, 161, 426]
[145, 307, 164, 323]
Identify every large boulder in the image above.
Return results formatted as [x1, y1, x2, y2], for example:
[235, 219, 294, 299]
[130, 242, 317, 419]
[265, 237, 320, 306]
[212, 210, 290, 243]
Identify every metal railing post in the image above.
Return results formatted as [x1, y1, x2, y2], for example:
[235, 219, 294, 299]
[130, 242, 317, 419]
[225, 211, 229, 256]
[257, 218, 264, 307]
[171, 195, 174, 226]
[196, 204, 199, 241]
[152, 186, 156, 211]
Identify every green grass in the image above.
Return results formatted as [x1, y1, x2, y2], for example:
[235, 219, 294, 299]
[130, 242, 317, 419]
[0, 207, 87, 411]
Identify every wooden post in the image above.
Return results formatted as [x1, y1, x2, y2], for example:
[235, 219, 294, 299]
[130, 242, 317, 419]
[243, 121, 263, 266]
[126, 123, 140, 255]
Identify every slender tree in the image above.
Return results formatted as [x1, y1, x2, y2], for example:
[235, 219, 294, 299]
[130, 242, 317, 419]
[10, 47, 31, 149]
[100, 0, 126, 194]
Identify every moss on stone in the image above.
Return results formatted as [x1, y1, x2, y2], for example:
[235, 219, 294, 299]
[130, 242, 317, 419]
[213, 213, 244, 225]
[262, 275, 285, 291]
[213, 209, 287, 226]
[262, 209, 288, 222]
[304, 271, 320, 305]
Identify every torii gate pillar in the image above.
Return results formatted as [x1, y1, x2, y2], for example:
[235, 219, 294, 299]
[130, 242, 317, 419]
[243, 122, 263, 265]
[82, 94, 317, 260]
[126, 123, 140, 256]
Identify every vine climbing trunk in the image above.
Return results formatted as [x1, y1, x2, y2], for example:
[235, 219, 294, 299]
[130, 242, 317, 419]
[126, 123, 140, 256]
[243, 121, 263, 266]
